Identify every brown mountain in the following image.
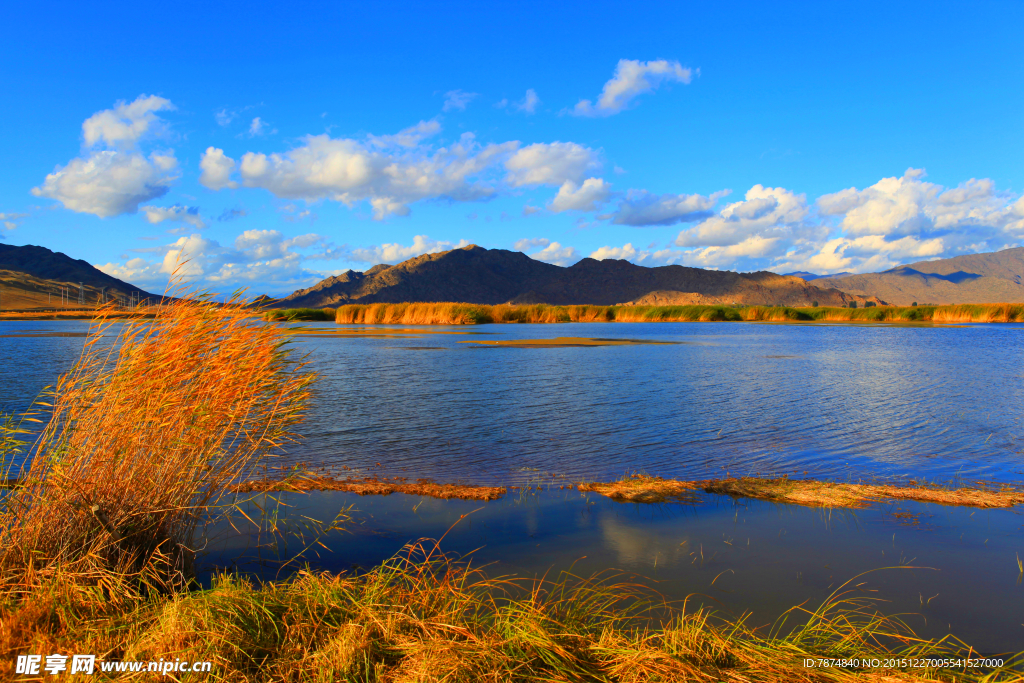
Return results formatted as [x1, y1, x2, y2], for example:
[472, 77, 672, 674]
[280, 245, 881, 308]
[816, 247, 1024, 305]
[0, 243, 155, 310]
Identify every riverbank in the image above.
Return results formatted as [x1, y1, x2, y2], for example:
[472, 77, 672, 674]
[329, 302, 1024, 325]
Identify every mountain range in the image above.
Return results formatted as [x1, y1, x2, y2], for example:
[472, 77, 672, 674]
[279, 245, 880, 308]
[813, 248, 1024, 305]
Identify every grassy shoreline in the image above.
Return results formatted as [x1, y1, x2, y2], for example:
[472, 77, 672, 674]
[332, 302, 1024, 325]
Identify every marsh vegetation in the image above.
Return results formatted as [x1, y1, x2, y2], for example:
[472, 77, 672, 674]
[332, 302, 1024, 325]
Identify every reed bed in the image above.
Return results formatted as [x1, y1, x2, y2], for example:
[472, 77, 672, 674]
[334, 302, 1024, 325]
[265, 308, 336, 322]
[2, 540, 1017, 682]
[579, 474, 1024, 509]
[0, 284, 316, 595]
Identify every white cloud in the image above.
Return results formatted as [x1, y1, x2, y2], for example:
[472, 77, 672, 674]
[81, 95, 174, 148]
[97, 229, 344, 295]
[573, 59, 695, 117]
[514, 237, 579, 266]
[199, 147, 239, 190]
[513, 238, 550, 251]
[232, 129, 518, 219]
[32, 96, 180, 218]
[817, 168, 1022, 239]
[368, 120, 442, 148]
[516, 89, 541, 114]
[442, 90, 477, 112]
[549, 177, 612, 213]
[215, 108, 236, 126]
[505, 142, 599, 187]
[530, 241, 579, 266]
[674, 185, 809, 247]
[141, 204, 206, 232]
[343, 235, 471, 264]
[246, 117, 275, 137]
[610, 189, 726, 226]
[522, 205, 541, 216]
[0, 212, 28, 232]
[590, 243, 640, 261]
[32, 150, 178, 218]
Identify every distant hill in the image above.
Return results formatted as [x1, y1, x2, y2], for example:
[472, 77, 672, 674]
[817, 247, 1024, 305]
[280, 245, 881, 308]
[0, 243, 155, 310]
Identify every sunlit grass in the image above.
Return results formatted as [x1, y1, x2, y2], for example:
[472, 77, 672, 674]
[0, 281, 317, 596]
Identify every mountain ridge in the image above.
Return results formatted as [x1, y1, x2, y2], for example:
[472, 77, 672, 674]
[280, 245, 881, 308]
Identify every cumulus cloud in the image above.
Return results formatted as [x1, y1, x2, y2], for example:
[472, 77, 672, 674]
[342, 235, 471, 264]
[96, 229, 344, 295]
[442, 90, 477, 112]
[548, 178, 612, 213]
[516, 89, 541, 114]
[505, 142, 599, 187]
[674, 185, 810, 249]
[141, 204, 206, 232]
[573, 59, 695, 117]
[81, 95, 174, 148]
[230, 129, 518, 219]
[817, 168, 1021, 239]
[32, 150, 178, 218]
[522, 205, 541, 216]
[513, 237, 579, 266]
[31, 96, 180, 218]
[770, 169, 1024, 274]
[609, 189, 727, 226]
[199, 147, 239, 190]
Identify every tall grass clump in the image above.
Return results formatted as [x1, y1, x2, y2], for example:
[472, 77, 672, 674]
[0, 285, 316, 595]
[264, 308, 336, 322]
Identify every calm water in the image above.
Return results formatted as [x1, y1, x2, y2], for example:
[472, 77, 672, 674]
[2, 319, 1024, 484]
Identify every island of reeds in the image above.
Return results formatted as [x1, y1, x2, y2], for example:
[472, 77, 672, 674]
[2, 291, 1022, 681]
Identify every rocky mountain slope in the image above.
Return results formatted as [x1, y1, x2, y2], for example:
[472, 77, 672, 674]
[0, 244, 154, 309]
[816, 247, 1024, 305]
[280, 245, 881, 308]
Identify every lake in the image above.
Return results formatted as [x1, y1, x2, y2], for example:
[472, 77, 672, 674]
[7, 319, 1021, 485]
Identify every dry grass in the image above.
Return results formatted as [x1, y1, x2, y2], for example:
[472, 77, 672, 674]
[233, 476, 507, 501]
[334, 302, 1024, 325]
[579, 475, 1024, 509]
[2, 540, 1016, 682]
[0, 282, 316, 595]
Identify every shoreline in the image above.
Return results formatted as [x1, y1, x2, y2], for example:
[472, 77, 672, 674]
[228, 474, 1024, 508]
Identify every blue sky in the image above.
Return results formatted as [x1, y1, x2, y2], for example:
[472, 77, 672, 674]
[2, 0, 1022, 296]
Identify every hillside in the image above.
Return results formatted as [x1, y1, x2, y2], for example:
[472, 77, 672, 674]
[816, 247, 1024, 305]
[280, 245, 881, 308]
[0, 244, 155, 310]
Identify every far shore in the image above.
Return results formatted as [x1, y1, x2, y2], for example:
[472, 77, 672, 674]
[281, 302, 1024, 325]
